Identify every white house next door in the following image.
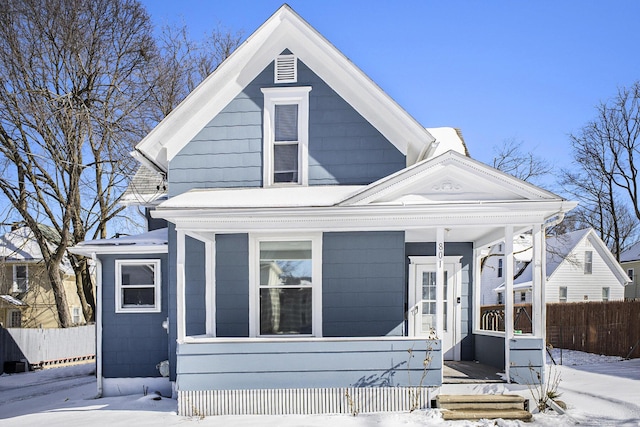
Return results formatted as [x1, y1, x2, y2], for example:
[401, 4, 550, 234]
[409, 256, 462, 361]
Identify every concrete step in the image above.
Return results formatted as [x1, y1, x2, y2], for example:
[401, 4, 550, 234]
[441, 408, 533, 422]
[437, 394, 526, 411]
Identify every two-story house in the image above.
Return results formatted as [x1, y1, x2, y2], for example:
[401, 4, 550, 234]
[71, 5, 577, 416]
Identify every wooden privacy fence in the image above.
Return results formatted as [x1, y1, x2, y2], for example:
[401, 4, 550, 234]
[480, 301, 640, 359]
[1, 324, 95, 373]
[547, 300, 640, 359]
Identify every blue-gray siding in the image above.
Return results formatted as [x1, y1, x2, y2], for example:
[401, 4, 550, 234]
[509, 337, 545, 385]
[99, 253, 168, 378]
[176, 339, 441, 390]
[405, 242, 474, 360]
[475, 334, 505, 369]
[169, 59, 405, 196]
[216, 234, 249, 337]
[323, 232, 405, 337]
[185, 236, 206, 336]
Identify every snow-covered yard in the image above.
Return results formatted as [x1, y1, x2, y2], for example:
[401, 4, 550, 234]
[1, 349, 639, 426]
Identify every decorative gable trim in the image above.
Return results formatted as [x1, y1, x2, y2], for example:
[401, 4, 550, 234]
[133, 5, 436, 172]
[275, 54, 297, 83]
[339, 151, 565, 207]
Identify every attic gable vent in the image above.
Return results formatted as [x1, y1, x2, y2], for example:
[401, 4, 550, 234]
[275, 54, 297, 83]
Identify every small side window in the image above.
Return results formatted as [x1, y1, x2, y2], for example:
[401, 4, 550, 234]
[602, 287, 610, 302]
[584, 251, 593, 274]
[497, 259, 503, 278]
[115, 260, 161, 313]
[559, 286, 567, 303]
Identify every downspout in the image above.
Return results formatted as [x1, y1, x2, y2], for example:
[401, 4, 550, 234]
[91, 252, 103, 398]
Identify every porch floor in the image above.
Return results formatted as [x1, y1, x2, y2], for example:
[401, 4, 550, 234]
[443, 361, 505, 384]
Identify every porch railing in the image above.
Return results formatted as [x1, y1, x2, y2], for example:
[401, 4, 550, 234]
[480, 304, 533, 334]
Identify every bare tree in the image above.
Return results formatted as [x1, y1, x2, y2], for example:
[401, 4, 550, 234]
[0, 0, 155, 326]
[561, 81, 640, 258]
[491, 138, 553, 186]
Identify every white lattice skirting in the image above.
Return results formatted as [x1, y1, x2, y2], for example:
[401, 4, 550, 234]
[179, 387, 432, 416]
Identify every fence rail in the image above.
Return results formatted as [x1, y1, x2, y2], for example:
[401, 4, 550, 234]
[480, 300, 640, 359]
[1, 324, 95, 373]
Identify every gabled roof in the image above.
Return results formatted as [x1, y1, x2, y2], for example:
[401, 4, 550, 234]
[339, 150, 564, 206]
[620, 241, 640, 263]
[0, 226, 73, 274]
[119, 166, 167, 207]
[134, 4, 437, 172]
[495, 228, 630, 291]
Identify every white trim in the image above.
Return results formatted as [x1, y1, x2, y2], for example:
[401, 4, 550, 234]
[261, 87, 311, 187]
[92, 253, 103, 396]
[69, 244, 168, 256]
[532, 224, 543, 336]
[248, 233, 322, 338]
[134, 5, 435, 170]
[176, 230, 186, 343]
[407, 254, 462, 361]
[114, 259, 162, 313]
[503, 226, 514, 383]
[12, 264, 28, 293]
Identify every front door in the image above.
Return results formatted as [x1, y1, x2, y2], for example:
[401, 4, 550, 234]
[409, 257, 461, 360]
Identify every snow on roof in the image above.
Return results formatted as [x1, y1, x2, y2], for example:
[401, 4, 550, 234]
[0, 227, 46, 261]
[0, 294, 28, 307]
[157, 186, 365, 209]
[621, 241, 640, 263]
[75, 228, 168, 248]
[493, 281, 533, 292]
[425, 127, 468, 158]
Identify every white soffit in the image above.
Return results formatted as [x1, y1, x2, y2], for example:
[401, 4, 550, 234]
[341, 151, 565, 206]
[134, 5, 434, 171]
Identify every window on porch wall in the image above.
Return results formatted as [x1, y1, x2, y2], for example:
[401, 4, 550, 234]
[259, 240, 313, 335]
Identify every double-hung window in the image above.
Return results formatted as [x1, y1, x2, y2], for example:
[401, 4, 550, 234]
[12, 265, 28, 293]
[249, 235, 322, 337]
[115, 259, 161, 313]
[584, 251, 593, 274]
[262, 87, 311, 187]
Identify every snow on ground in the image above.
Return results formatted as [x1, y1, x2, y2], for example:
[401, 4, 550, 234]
[1, 350, 639, 426]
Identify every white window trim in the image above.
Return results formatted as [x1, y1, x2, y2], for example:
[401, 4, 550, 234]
[261, 86, 312, 187]
[115, 259, 162, 313]
[12, 265, 28, 292]
[584, 250, 593, 274]
[559, 286, 568, 303]
[248, 233, 322, 338]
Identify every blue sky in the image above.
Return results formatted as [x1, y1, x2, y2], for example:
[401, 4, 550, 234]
[140, 0, 640, 175]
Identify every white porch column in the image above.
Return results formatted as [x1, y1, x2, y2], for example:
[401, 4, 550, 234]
[176, 229, 186, 343]
[436, 227, 445, 339]
[532, 224, 544, 337]
[504, 225, 514, 383]
[205, 238, 216, 337]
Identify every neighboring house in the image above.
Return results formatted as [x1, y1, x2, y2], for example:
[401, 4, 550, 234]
[70, 5, 577, 415]
[0, 226, 85, 328]
[484, 228, 629, 305]
[620, 241, 640, 300]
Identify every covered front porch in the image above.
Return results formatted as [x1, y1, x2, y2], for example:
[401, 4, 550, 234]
[155, 152, 575, 415]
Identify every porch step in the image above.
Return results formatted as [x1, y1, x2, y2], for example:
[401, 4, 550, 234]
[437, 394, 532, 422]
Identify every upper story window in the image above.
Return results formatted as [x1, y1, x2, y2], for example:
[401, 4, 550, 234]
[12, 265, 28, 293]
[497, 259, 503, 278]
[115, 259, 161, 313]
[261, 87, 311, 187]
[584, 251, 593, 274]
[628, 268, 634, 283]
